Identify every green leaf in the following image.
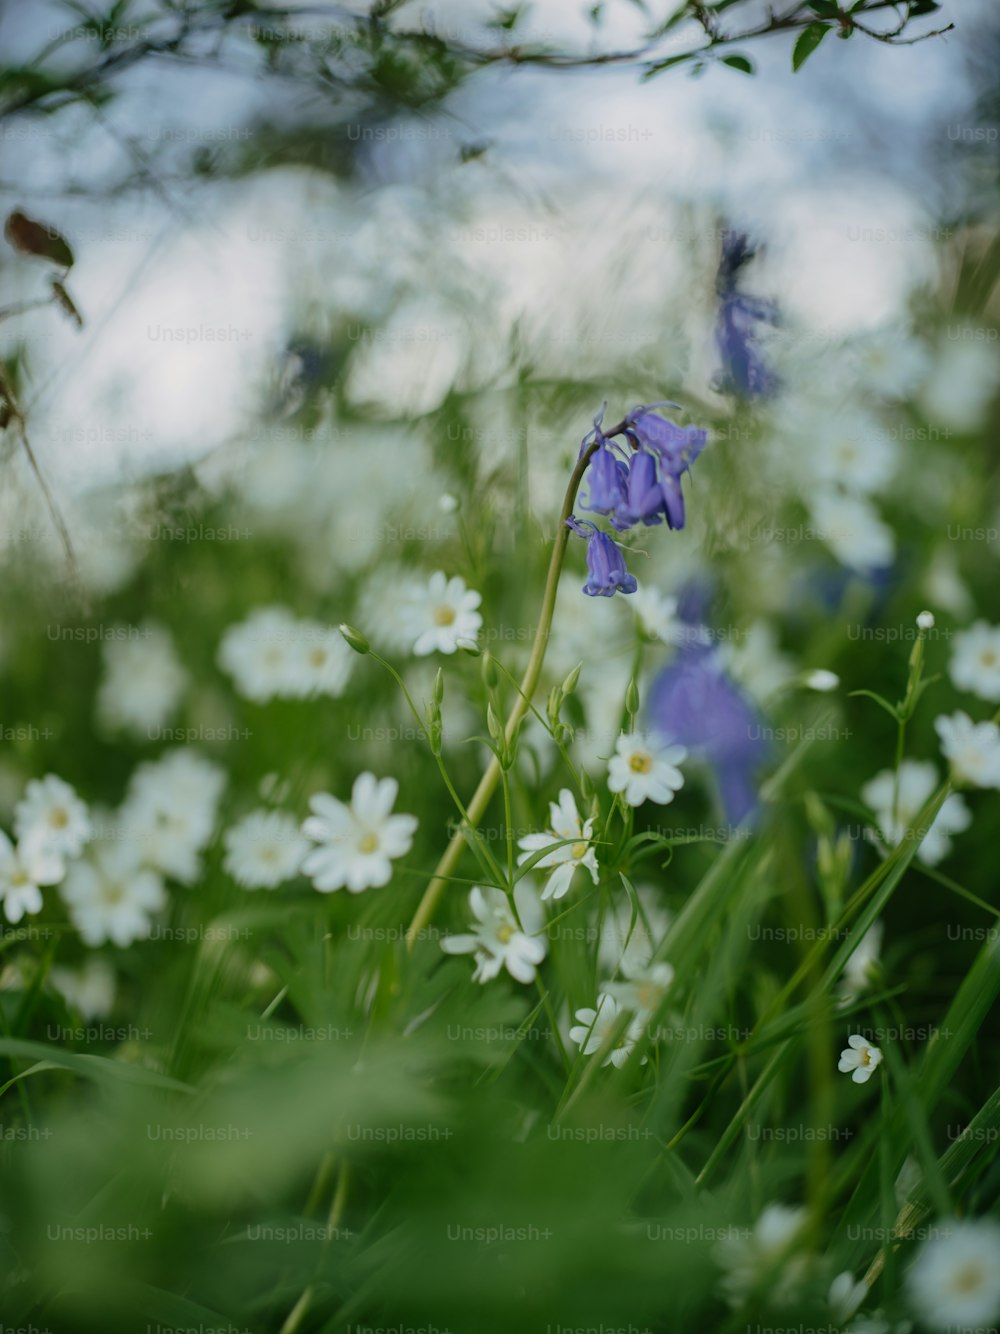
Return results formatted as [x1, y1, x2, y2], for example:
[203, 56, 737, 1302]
[0, 1039, 195, 1092]
[792, 22, 832, 71]
[721, 54, 754, 74]
[848, 688, 901, 722]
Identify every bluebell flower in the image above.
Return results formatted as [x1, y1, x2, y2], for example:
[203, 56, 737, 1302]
[624, 410, 708, 478]
[620, 409, 708, 531]
[583, 443, 628, 516]
[713, 231, 779, 399]
[612, 450, 668, 530]
[566, 517, 637, 598]
[648, 642, 768, 826]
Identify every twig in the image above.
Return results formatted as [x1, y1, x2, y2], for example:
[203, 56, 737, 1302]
[0, 365, 84, 601]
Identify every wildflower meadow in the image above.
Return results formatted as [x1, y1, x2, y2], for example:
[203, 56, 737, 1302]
[1, 1, 999, 1332]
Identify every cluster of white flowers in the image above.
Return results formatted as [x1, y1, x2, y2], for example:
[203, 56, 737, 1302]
[62, 843, 167, 948]
[715, 1205, 1000, 1332]
[97, 623, 187, 735]
[56, 749, 227, 947]
[0, 753, 231, 947]
[0, 775, 91, 923]
[119, 749, 227, 886]
[861, 760, 970, 866]
[217, 606, 353, 702]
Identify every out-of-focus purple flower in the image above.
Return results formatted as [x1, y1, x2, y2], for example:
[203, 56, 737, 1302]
[649, 642, 768, 825]
[713, 231, 779, 400]
[566, 517, 637, 598]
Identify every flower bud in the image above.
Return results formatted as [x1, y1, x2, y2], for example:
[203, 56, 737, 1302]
[429, 717, 443, 757]
[486, 702, 504, 746]
[625, 678, 640, 717]
[339, 623, 370, 655]
[547, 685, 562, 726]
[481, 652, 498, 691]
[433, 667, 444, 706]
[561, 663, 582, 696]
[804, 669, 839, 692]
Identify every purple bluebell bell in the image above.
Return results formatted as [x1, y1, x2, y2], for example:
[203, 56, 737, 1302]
[583, 443, 629, 516]
[618, 409, 708, 531]
[713, 231, 779, 399]
[566, 517, 637, 598]
[624, 410, 709, 480]
[612, 449, 668, 530]
[649, 642, 768, 826]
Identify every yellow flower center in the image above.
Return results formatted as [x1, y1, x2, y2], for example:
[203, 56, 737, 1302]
[629, 752, 653, 774]
[50, 807, 70, 828]
[951, 1262, 985, 1294]
[859, 1047, 871, 1065]
[11, 869, 29, 887]
[358, 832, 379, 853]
[433, 605, 456, 626]
[309, 648, 327, 667]
[496, 922, 515, 944]
[980, 649, 997, 668]
[571, 840, 589, 860]
[101, 882, 125, 906]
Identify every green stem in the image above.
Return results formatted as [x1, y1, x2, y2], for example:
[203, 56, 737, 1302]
[405, 436, 601, 947]
[368, 648, 506, 885]
[280, 1161, 351, 1334]
[490, 653, 584, 794]
[501, 764, 516, 894]
[891, 716, 905, 831]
